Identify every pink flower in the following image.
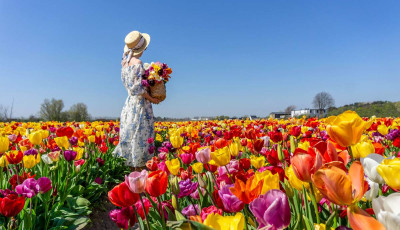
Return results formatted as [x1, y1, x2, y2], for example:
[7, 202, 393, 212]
[147, 138, 154, 144]
[201, 206, 223, 221]
[125, 170, 148, 194]
[109, 207, 135, 229]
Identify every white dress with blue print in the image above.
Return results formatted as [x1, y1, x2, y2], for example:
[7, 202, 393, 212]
[113, 64, 154, 167]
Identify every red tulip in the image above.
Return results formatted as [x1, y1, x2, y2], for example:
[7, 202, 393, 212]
[145, 170, 168, 197]
[253, 139, 264, 153]
[291, 147, 322, 182]
[108, 182, 139, 207]
[0, 194, 25, 217]
[5, 151, 23, 164]
[56, 127, 74, 138]
[215, 138, 228, 149]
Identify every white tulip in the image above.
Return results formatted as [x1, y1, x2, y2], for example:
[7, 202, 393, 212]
[41, 154, 53, 165]
[364, 178, 379, 201]
[360, 153, 385, 184]
[372, 193, 400, 230]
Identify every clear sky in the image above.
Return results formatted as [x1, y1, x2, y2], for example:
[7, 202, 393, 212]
[1, 1, 399, 118]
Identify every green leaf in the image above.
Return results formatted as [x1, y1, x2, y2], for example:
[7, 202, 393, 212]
[302, 215, 314, 230]
[175, 210, 186, 221]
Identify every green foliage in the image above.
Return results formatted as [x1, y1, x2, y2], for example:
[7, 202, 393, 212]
[328, 101, 400, 117]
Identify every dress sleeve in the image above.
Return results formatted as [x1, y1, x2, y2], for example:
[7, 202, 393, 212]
[129, 65, 147, 96]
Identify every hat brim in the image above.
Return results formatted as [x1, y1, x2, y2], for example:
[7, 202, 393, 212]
[128, 33, 150, 56]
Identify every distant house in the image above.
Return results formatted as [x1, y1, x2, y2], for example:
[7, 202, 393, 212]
[291, 108, 327, 118]
[269, 112, 291, 119]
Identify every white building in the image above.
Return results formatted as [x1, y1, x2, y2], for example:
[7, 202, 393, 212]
[291, 108, 327, 118]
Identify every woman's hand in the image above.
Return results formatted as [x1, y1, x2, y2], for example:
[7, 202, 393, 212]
[143, 92, 161, 104]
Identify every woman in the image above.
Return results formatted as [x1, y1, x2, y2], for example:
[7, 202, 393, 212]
[113, 31, 160, 170]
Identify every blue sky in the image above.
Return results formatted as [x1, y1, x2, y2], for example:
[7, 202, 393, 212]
[1, 1, 399, 118]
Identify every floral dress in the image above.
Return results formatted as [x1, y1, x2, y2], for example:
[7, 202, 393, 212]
[113, 64, 154, 167]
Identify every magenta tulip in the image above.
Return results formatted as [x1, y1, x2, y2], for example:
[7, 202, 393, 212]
[249, 189, 291, 230]
[37, 177, 52, 194]
[15, 178, 39, 198]
[218, 184, 245, 213]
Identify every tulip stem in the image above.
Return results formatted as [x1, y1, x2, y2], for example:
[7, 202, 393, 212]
[132, 205, 143, 230]
[224, 166, 235, 184]
[309, 183, 320, 224]
[156, 196, 167, 229]
[347, 147, 354, 162]
[139, 193, 151, 230]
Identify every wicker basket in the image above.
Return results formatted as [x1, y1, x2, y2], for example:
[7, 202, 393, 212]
[150, 82, 166, 102]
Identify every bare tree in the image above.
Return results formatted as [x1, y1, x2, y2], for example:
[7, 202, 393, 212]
[312, 92, 335, 109]
[39, 98, 65, 121]
[0, 105, 9, 121]
[284, 105, 296, 113]
[68, 103, 91, 121]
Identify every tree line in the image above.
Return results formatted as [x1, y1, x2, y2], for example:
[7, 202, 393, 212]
[0, 98, 91, 122]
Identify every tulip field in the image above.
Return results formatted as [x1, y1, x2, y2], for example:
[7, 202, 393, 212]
[0, 111, 399, 230]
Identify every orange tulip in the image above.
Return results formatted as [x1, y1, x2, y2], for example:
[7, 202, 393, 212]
[312, 161, 384, 230]
[347, 206, 385, 230]
[312, 161, 367, 206]
[291, 147, 322, 183]
[230, 175, 263, 204]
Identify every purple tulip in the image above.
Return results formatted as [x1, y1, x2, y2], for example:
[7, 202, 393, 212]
[249, 189, 291, 230]
[15, 178, 39, 198]
[69, 137, 78, 146]
[37, 177, 52, 194]
[64, 150, 77, 161]
[178, 179, 198, 198]
[148, 145, 155, 154]
[218, 184, 244, 213]
[181, 204, 200, 217]
[190, 187, 206, 200]
[24, 149, 38, 156]
[386, 129, 400, 141]
[94, 177, 102, 184]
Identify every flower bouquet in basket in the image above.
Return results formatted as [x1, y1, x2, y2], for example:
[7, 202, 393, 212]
[142, 62, 172, 102]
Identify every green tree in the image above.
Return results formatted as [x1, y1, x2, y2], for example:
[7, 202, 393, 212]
[39, 98, 65, 121]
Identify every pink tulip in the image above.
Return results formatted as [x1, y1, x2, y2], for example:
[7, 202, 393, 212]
[195, 147, 211, 164]
[125, 170, 148, 194]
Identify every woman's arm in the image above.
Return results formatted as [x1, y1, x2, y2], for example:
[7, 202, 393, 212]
[143, 92, 161, 104]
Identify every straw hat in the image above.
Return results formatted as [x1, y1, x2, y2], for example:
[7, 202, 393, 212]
[124, 31, 150, 56]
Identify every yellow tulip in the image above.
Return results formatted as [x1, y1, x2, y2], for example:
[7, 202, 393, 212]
[250, 155, 265, 169]
[88, 135, 96, 143]
[74, 147, 84, 160]
[23, 155, 40, 169]
[254, 170, 280, 194]
[165, 158, 181, 176]
[0, 155, 9, 167]
[377, 125, 389, 136]
[314, 223, 334, 230]
[285, 165, 309, 191]
[351, 141, 375, 158]
[204, 212, 244, 230]
[40, 130, 49, 139]
[326, 111, 371, 147]
[155, 133, 163, 142]
[29, 131, 42, 145]
[0, 136, 10, 153]
[210, 146, 231, 167]
[298, 141, 310, 151]
[54, 136, 69, 149]
[192, 162, 203, 174]
[377, 158, 400, 190]
[170, 135, 184, 149]
[229, 142, 240, 157]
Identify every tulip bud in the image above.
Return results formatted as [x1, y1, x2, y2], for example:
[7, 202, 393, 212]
[75, 165, 81, 173]
[171, 176, 180, 195]
[198, 174, 207, 189]
[172, 195, 179, 211]
[283, 179, 294, 198]
[290, 136, 296, 154]
[277, 144, 284, 162]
